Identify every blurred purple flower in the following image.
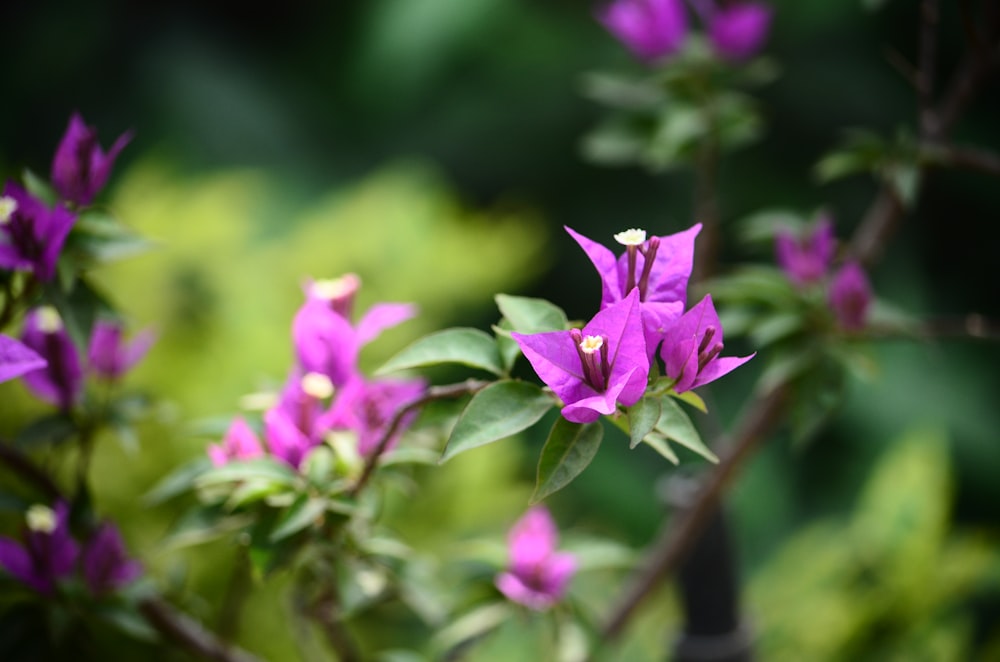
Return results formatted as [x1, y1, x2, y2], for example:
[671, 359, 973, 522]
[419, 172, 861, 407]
[495, 506, 576, 611]
[775, 217, 835, 286]
[0, 502, 79, 595]
[707, 2, 772, 61]
[208, 417, 265, 467]
[264, 371, 337, 469]
[598, 0, 689, 63]
[88, 319, 156, 380]
[81, 522, 142, 596]
[51, 112, 132, 206]
[829, 262, 871, 331]
[660, 294, 753, 393]
[0, 182, 76, 282]
[326, 376, 427, 456]
[293, 275, 417, 387]
[566, 225, 700, 356]
[0, 334, 47, 384]
[513, 289, 649, 423]
[21, 307, 83, 410]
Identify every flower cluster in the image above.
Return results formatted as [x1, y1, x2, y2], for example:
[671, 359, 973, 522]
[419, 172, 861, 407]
[495, 506, 576, 611]
[209, 274, 426, 470]
[775, 217, 873, 331]
[16, 307, 154, 411]
[0, 502, 141, 596]
[513, 226, 752, 423]
[599, 0, 772, 63]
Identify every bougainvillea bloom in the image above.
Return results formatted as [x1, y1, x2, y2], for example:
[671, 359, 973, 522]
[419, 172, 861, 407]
[51, 112, 132, 206]
[264, 371, 337, 469]
[598, 0, 689, 63]
[513, 289, 649, 423]
[208, 417, 265, 467]
[660, 294, 753, 393]
[566, 224, 700, 356]
[81, 522, 142, 596]
[0, 503, 79, 595]
[775, 217, 835, 286]
[495, 507, 576, 611]
[88, 319, 156, 380]
[707, 2, 772, 61]
[0, 182, 76, 281]
[293, 275, 417, 387]
[20, 307, 83, 410]
[829, 262, 872, 331]
[0, 334, 46, 384]
[326, 376, 427, 456]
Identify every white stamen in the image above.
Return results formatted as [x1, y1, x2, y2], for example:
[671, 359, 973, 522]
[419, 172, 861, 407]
[26, 504, 57, 534]
[36, 306, 63, 333]
[0, 196, 16, 224]
[311, 274, 361, 301]
[301, 372, 335, 399]
[578, 335, 604, 354]
[613, 228, 647, 246]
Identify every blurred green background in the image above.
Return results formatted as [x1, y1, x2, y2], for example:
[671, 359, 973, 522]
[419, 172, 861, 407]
[2, 0, 999, 659]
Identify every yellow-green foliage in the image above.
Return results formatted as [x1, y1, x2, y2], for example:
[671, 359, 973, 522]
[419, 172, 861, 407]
[749, 428, 1000, 660]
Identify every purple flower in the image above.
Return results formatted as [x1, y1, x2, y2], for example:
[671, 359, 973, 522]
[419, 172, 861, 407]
[88, 319, 156, 380]
[326, 376, 427, 456]
[566, 225, 700, 356]
[20, 307, 83, 410]
[0, 502, 79, 595]
[81, 522, 142, 596]
[51, 112, 132, 206]
[829, 262, 871, 331]
[707, 2, 773, 61]
[263, 371, 337, 469]
[775, 216, 835, 286]
[293, 275, 417, 387]
[495, 507, 576, 611]
[208, 417, 265, 467]
[598, 0, 689, 63]
[0, 182, 77, 281]
[0, 334, 47, 384]
[513, 289, 649, 423]
[659, 294, 753, 393]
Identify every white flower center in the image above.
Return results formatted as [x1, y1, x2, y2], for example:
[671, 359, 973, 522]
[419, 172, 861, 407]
[301, 371, 335, 399]
[36, 306, 63, 333]
[26, 504, 56, 533]
[578, 335, 604, 354]
[0, 196, 16, 224]
[613, 228, 647, 246]
[312, 274, 361, 301]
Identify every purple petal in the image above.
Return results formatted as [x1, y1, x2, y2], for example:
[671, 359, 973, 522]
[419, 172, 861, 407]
[598, 0, 689, 62]
[355, 303, 417, 346]
[508, 507, 558, 570]
[0, 335, 47, 383]
[709, 2, 773, 61]
[51, 113, 131, 205]
[21, 309, 83, 409]
[292, 299, 360, 387]
[829, 262, 871, 331]
[565, 226, 622, 308]
[585, 289, 649, 407]
[692, 353, 755, 389]
[0, 538, 36, 588]
[264, 407, 313, 469]
[82, 522, 142, 595]
[642, 223, 701, 304]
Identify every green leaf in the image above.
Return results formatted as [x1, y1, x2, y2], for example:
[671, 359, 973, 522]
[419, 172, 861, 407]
[163, 506, 254, 549]
[377, 328, 504, 376]
[144, 457, 212, 505]
[532, 419, 604, 502]
[21, 169, 56, 206]
[579, 71, 665, 110]
[269, 496, 328, 542]
[195, 458, 300, 489]
[495, 294, 568, 334]
[751, 311, 806, 347]
[640, 433, 680, 464]
[378, 447, 441, 467]
[430, 603, 512, 658]
[442, 381, 553, 462]
[492, 319, 522, 373]
[671, 389, 707, 413]
[67, 211, 155, 265]
[14, 414, 77, 448]
[627, 397, 661, 449]
[657, 397, 717, 463]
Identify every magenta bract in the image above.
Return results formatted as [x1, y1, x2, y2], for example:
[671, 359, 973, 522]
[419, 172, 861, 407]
[775, 216, 835, 286]
[326, 376, 426, 456]
[0, 182, 76, 282]
[88, 319, 156, 380]
[0, 502, 79, 595]
[829, 262, 871, 331]
[20, 308, 83, 410]
[495, 506, 576, 611]
[81, 522, 142, 596]
[51, 113, 132, 206]
[208, 417, 265, 467]
[708, 2, 773, 61]
[598, 0, 689, 63]
[0, 334, 47, 384]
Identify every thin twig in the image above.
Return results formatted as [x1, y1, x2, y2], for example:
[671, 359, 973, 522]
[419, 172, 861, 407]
[0, 441, 63, 501]
[925, 143, 1000, 178]
[139, 598, 264, 662]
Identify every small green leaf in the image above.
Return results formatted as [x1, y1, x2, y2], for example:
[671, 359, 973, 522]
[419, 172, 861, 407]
[163, 506, 254, 549]
[492, 318, 522, 373]
[144, 457, 212, 505]
[377, 328, 504, 376]
[532, 419, 604, 502]
[269, 496, 328, 542]
[442, 381, 553, 462]
[21, 169, 56, 206]
[195, 458, 300, 489]
[495, 294, 568, 334]
[671, 389, 707, 413]
[430, 602, 512, 658]
[14, 414, 77, 448]
[657, 397, 717, 463]
[627, 397, 661, 449]
[641, 433, 680, 464]
[67, 211, 155, 265]
[379, 447, 441, 467]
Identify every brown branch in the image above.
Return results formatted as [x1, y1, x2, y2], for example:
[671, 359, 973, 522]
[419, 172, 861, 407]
[139, 598, 263, 662]
[846, 186, 905, 267]
[349, 379, 491, 497]
[0, 441, 63, 501]
[597, 383, 790, 643]
[925, 143, 1000, 178]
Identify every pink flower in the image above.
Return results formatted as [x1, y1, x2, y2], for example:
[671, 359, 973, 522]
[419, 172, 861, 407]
[598, 0, 689, 63]
[775, 216, 835, 286]
[496, 507, 576, 611]
[0, 334, 46, 384]
[0, 502, 79, 595]
[326, 376, 426, 456]
[207, 417, 265, 467]
[707, 2, 772, 61]
[87, 319, 156, 380]
[829, 262, 871, 331]
[50, 113, 132, 206]
[659, 295, 753, 393]
[20, 307, 83, 410]
[81, 522, 142, 596]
